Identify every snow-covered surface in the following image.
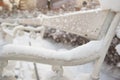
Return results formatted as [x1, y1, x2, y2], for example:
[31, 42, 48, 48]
[36, 63, 117, 80]
[2, 35, 102, 61]
[99, 0, 120, 12]
[3, 61, 117, 80]
[1, 36, 117, 80]
[0, 28, 119, 80]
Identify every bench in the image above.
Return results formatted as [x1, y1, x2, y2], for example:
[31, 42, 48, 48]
[0, 9, 120, 80]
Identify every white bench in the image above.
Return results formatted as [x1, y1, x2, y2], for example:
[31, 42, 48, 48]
[0, 9, 120, 80]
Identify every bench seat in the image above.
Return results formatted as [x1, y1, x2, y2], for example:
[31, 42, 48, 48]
[0, 40, 102, 66]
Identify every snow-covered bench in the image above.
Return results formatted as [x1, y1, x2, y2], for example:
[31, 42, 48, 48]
[0, 9, 120, 80]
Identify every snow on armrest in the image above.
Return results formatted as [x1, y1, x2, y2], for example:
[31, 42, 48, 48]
[1, 40, 102, 66]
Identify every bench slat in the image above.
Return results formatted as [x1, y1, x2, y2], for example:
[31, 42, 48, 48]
[43, 10, 113, 40]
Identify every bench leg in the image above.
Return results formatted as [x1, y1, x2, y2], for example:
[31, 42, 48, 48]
[50, 65, 69, 80]
[91, 55, 106, 80]
[0, 61, 8, 79]
[52, 65, 63, 77]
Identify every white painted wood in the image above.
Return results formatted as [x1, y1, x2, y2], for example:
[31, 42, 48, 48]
[0, 10, 120, 80]
[91, 12, 120, 80]
[13, 25, 45, 38]
[43, 10, 110, 40]
[0, 9, 112, 40]
[17, 9, 111, 40]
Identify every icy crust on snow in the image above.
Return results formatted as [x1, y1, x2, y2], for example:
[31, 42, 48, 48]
[99, 0, 120, 12]
[2, 40, 102, 61]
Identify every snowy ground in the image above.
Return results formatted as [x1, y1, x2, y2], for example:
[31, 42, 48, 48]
[1, 33, 119, 80]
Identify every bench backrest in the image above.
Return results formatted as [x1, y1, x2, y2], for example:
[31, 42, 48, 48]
[0, 9, 120, 80]
[43, 10, 115, 40]
[0, 9, 115, 40]
[17, 9, 115, 40]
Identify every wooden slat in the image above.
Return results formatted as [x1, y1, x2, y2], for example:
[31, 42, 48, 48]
[43, 10, 113, 40]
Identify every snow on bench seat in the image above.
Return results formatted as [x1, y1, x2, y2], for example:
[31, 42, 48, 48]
[0, 40, 102, 66]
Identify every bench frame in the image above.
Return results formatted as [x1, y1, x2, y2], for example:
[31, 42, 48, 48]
[0, 10, 120, 80]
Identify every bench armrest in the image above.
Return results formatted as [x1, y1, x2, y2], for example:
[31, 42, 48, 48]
[0, 40, 102, 66]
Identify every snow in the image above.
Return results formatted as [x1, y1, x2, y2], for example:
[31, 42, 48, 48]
[116, 44, 120, 55]
[99, 0, 120, 12]
[0, 37, 118, 80]
[0, 28, 119, 80]
[2, 38, 102, 61]
[0, 40, 8, 53]
[36, 63, 116, 80]
[1, 28, 103, 61]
